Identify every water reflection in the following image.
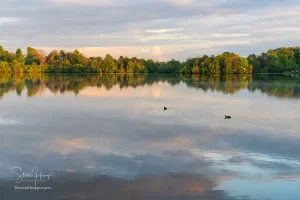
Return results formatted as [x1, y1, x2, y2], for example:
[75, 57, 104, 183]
[0, 73, 300, 200]
[0, 73, 300, 99]
[0, 174, 251, 200]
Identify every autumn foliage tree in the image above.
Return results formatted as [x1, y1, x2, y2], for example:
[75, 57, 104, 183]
[0, 45, 299, 74]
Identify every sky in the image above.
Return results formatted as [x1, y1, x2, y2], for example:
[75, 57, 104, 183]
[1, 0, 300, 61]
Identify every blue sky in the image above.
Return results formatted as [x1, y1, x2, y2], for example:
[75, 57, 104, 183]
[1, 0, 300, 61]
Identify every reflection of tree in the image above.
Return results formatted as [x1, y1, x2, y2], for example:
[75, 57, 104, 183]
[0, 74, 299, 99]
[248, 75, 300, 99]
[0, 73, 22, 98]
[185, 74, 252, 94]
[221, 74, 251, 94]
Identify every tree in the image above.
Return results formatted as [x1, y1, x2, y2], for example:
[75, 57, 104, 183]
[37, 49, 46, 64]
[167, 59, 181, 73]
[68, 49, 85, 65]
[117, 56, 125, 73]
[47, 50, 59, 64]
[12, 60, 25, 73]
[103, 54, 116, 73]
[0, 46, 7, 61]
[179, 66, 190, 74]
[277, 47, 294, 58]
[26, 47, 39, 65]
[0, 61, 11, 73]
[191, 65, 200, 74]
[224, 54, 233, 74]
[145, 59, 157, 73]
[26, 47, 39, 59]
[2, 45, 300, 74]
[15, 49, 25, 64]
[126, 60, 135, 73]
[88, 57, 103, 73]
[240, 57, 251, 73]
[247, 54, 260, 71]
[59, 50, 67, 61]
[267, 49, 278, 59]
[191, 60, 200, 74]
[200, 56, 210, 74]
[208, 58, 221, 74]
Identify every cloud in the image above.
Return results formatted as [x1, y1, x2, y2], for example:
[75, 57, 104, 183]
[145, 28, 183, 33]
[49, 0, 117, 6]
[0, 117, 18, 126]
[1, 0, 300, 60]
[0, 17, 18, 24]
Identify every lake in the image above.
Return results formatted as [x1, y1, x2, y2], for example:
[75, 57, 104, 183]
[0, 73, 300, 200]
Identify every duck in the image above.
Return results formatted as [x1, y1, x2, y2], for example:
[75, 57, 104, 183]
[164, 106, 167, 111]
[225, 115, 231, 119]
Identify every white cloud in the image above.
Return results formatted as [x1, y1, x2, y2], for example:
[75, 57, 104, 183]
[1, 0, 300, 60]
[49, 0, 115, 6]
[0, 17, 18, 24]
[0, 117, 17, 126]
[145, 28, 183, 33]
[158, 0, 212, 7]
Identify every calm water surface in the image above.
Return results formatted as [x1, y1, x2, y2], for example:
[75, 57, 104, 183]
[0, 73, 300, 200]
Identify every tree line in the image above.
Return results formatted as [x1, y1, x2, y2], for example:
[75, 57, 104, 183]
[248, 47, 300, 73]
[0, 46, 299, 74]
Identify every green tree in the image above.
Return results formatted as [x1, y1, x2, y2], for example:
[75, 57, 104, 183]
[208, 58, 221, 74]
[26, 47, 39, 64]
[126, 60, 135, 73]
[179, 66, 190, 74]
[247, 54, 260, 72]
[59, 50, 67, 61]
[117, 56, 125, 73]
[15, 49, 25, 64]
[240, 57, 251, 73]
[103, 54, 116, 73]
[144, 59, 157, 73]
[0, 46, 7, 61]
[68, 49, 85, 65]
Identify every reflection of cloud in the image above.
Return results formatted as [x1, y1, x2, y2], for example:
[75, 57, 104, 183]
[0, 117, 17, 126]
[0, 173, 251, 200]
[79, 84, 163, 99]
[79, 87, 133, 98]
[138, 136, 193, 151]
[54, 138, 90, 154]
[151, 87, 161, 99]
[122, 175, 214, 196]
[273, 175, 300, 180]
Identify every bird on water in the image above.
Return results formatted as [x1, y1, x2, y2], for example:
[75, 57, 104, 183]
[225, 115, 231, 119]
[164, 107, 167, 111]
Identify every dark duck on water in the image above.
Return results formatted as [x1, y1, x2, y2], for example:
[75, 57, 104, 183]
[225, 115, 231, 119]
